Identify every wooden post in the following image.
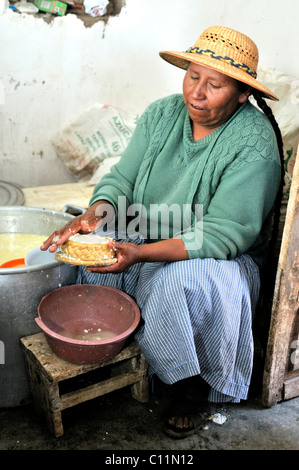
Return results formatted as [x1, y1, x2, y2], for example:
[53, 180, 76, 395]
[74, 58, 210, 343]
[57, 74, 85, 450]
[262, 144, 299, 406]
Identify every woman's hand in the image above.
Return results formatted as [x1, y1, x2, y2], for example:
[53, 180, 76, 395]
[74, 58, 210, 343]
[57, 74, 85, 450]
[41, 201, 110, 253]
[85, 237, 189, 274]
[86, 240, 141, 274]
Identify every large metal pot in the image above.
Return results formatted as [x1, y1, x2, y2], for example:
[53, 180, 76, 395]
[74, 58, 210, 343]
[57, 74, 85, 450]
[0, 206, 79, 407]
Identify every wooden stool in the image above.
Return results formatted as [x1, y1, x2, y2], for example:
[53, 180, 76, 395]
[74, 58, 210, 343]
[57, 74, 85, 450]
[20, 333, 149, 437]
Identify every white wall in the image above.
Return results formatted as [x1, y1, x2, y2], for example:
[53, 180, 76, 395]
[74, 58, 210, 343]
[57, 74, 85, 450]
[0, 0, 298, 187]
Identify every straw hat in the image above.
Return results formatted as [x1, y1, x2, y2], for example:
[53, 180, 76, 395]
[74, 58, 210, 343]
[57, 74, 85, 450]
[160, 26, 278, 101]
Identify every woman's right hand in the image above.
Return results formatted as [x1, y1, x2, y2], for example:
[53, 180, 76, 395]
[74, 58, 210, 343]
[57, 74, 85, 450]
[41, 201, 108, 252]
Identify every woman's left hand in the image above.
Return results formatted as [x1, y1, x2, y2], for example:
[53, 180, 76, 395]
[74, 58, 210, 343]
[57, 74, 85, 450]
[86, 237, 189, 273]
[85, 240, 141, 274]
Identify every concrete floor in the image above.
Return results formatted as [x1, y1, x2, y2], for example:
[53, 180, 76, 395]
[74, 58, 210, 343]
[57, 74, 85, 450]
[1, 379, 299, 452]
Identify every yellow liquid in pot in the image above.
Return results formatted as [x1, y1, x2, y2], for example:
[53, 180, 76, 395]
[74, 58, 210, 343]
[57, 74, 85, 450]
[0, 233, 47, 265]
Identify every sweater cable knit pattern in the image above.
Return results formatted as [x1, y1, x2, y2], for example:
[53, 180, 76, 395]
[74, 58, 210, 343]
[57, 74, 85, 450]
[90, 94, 280, 260]
[133, 94, 279, 215]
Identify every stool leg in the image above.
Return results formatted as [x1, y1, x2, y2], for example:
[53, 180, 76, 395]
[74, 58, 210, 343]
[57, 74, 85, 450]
[41, 382, 64, 438]
[25, 356, 64, 438]
[130, 354, 149, 403]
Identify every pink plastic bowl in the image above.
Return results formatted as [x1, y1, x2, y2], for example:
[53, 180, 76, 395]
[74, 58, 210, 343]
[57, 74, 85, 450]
[35, 284, 140, 364]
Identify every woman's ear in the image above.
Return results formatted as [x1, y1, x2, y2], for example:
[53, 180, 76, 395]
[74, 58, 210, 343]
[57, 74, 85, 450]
[239, 86, 252, 104]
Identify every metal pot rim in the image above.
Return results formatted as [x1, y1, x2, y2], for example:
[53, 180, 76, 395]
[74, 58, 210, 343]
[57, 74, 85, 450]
[0, 205, 75, 275]
[0, 260, 64, 275]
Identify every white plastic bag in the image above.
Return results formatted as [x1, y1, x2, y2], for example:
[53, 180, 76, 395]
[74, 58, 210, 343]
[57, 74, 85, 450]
[84, 0, 108, 17]
[53, 103, 138, 181]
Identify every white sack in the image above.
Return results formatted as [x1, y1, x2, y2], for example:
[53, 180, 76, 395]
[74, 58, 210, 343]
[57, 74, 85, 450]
[53, 103, 138, 181]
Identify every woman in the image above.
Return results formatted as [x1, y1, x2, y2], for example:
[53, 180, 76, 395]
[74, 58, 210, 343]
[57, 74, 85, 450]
[42, 26, 283, 438]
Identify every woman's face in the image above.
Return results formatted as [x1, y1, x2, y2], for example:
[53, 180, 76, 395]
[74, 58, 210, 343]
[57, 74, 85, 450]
[183, 63, 250, 135]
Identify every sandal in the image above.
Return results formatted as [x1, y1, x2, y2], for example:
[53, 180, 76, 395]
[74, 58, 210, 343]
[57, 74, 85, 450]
[164, 402, 209, 439]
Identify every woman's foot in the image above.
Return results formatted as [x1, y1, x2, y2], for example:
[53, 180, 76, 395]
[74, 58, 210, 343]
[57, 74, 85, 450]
[163, 376, 210, 438]
[164, 402, 209, 438]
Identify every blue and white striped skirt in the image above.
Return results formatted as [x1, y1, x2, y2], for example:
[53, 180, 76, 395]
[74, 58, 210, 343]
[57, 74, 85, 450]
[77, 242, 260, 403]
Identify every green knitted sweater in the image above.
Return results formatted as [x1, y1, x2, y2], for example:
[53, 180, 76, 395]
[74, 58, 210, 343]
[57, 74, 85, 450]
[90, 94, 281, 260]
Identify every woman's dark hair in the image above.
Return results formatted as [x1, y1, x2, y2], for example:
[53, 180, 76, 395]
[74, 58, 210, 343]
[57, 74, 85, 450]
[252, 91, 284, 257]
[237, 82, 285, 344]
[250, 91, 285, 315]
[252, 90, 285, 269]
[238, 81, 285, 288]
